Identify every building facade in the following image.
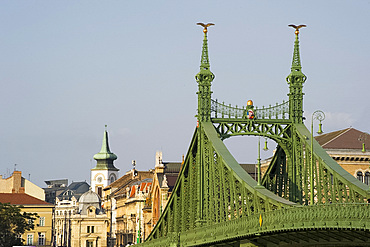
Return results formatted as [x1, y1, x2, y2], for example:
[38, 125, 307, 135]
[54, 189, 109, 247]
[146, 151, 182, 229]
[0, 192, 54, 246]
[43, 179, 68, 204]
[103, 168, 154, 246]
[315, 127, 370, 184]
[0, 170, 45, 200]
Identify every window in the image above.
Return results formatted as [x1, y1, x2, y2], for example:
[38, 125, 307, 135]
[110, 174, 116, 183]
[365, 172, 370, 185]
[97, 187, 102, 198]
[38, 232, 45, 245]
[27, 234, 33, 245]
[86, 240, 93, 247]
[88, 206, 96, 217]
[39, 217, 45, 226]
[357, 171, 363, 182]
[87, 226, 95, 233]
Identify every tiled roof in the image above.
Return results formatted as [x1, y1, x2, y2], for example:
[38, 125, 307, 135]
[129, 186, 136, 198]
[315, 128, 370, 150]
[240, 164, 256, 174]
[166, 175, 178, 191]
[57, 181, 90, 201]
[0, 193, 52, 206]
[163, 162, 182, 174]
[140, 182, 152, 192]
[107, 173, 132, 189]
[106, 170, 153, 192]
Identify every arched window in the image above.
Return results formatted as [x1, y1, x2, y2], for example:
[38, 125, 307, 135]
[357, 171, 363, 182]
[365, 172, 370, 185]
[110, 175, 116, 183]
[97, 187, 102, 198]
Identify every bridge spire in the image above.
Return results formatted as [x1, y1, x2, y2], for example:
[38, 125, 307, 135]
[286, 24, 307, 124]
[195, 23, 215, 123]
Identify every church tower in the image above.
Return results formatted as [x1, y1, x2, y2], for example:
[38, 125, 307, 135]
[91, 126, 119, 198]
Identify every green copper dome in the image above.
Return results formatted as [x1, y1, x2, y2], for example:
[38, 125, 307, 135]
[93, 130, 118, 161]
[92, 129, 118, 171]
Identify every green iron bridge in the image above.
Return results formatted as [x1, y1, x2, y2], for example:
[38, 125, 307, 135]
[138, 24, 370, 246]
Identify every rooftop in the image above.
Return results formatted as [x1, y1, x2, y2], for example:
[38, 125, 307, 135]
[0, 193, 52, 206]
[315, 128, 370, 150]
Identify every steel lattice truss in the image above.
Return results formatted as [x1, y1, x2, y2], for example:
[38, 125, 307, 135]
[138, 26, 370, 246]
[212, 119, 292, 141]
[141, 123, 370, 246]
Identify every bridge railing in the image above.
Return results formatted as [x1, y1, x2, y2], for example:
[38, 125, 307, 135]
[211, 99, 289, 119]
[180, 203, 370, 246]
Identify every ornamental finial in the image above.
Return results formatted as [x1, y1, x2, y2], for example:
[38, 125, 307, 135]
[287, 24, 307, 72]
[286, 24, 307, 124]
[197, 22, 215, 33]
[195, 22, 215, 123]
[288, 24, 306, 35]
[196, 22, 215, 70]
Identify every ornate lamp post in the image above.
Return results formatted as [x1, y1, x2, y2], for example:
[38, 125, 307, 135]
[310, 110, 325, 205]
[255, 137, 268, 189]
[257, 138, 262, 186]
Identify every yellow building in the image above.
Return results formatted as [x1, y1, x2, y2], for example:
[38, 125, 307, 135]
[315, 127, 370, 183]
[0, 192, 54, 246]
[145, 152, 181, 230]
[0, 170, 45, 201]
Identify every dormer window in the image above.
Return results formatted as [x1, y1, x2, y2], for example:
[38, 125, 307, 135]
[87, 206, 96, 217]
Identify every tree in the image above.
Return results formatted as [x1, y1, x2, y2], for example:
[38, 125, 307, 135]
[0, 202, 38, 247]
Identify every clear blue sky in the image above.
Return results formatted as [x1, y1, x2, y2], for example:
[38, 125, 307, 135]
[1, 1, 369, 188]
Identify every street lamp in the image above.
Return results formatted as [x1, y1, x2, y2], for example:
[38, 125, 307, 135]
[310, 110, 325, 205]
[257, 137, 261, 186]
[255, 137, 268, 189]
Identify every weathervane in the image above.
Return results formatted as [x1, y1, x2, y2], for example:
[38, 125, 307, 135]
[288, 24, 306, 35]
[197, 22, 215, 33]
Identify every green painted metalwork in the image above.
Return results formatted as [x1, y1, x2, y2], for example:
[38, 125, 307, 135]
[92, 126, 119, 171]
[195, 25, 215, 123]
[286, 25, 306, 124]
[211, 99, 289, 120]
[138, 24, 370, 246]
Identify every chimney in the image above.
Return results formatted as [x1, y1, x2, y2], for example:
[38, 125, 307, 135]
[12, 171, 23, 193]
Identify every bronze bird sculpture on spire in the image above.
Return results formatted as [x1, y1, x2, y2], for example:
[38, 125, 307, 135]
[288, 24, 306, 35]
[197, 22, 215, 33]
